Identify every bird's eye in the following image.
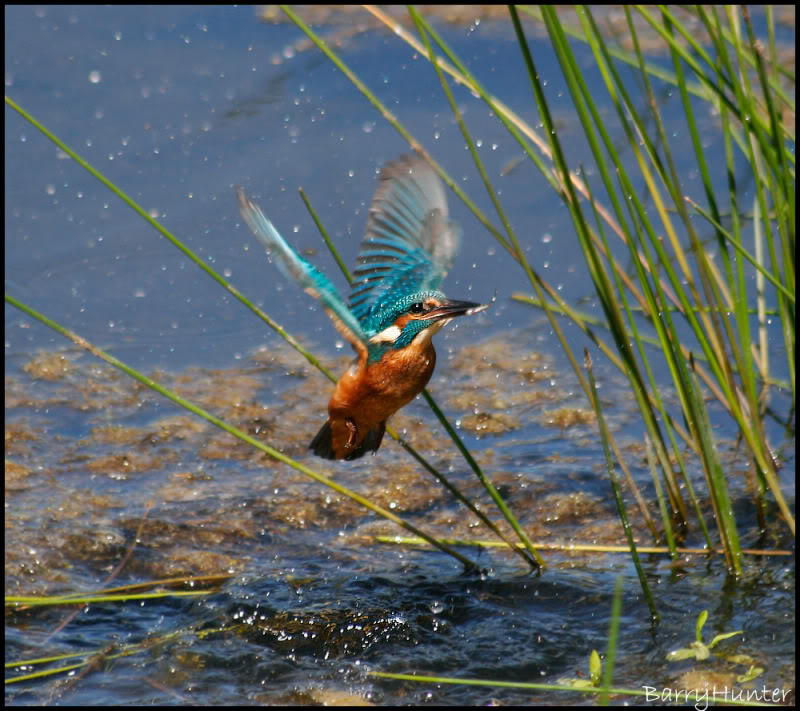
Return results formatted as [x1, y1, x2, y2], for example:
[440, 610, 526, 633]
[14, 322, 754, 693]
[408, 302, 425, 314]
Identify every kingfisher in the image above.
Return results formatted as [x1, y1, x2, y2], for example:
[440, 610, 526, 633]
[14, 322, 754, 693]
[237, 154, 488, 460]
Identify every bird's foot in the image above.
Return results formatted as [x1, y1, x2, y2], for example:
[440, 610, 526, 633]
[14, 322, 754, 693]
[344, 418, 359, 449]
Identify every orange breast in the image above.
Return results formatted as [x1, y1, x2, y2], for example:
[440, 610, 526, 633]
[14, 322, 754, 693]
[328, 341, 437, 432]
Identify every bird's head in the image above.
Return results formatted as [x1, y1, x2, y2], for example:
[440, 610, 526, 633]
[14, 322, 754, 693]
[366, 291, 487, 360]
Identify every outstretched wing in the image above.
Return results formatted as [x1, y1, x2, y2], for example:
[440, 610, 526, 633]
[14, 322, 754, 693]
[237, 186, 368, 356]
[349, 154, 461, 328]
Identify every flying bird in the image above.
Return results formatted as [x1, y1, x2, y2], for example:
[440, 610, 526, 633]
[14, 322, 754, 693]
[237, 154, 487, 460]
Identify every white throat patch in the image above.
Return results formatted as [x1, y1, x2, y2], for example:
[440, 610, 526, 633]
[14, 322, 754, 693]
[411, 318, 448, 346]
[369, 318, 449, 347]
[369, 324, 402, 344]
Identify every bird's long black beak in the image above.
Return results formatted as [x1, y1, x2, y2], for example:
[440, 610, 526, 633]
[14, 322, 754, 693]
[426, 299, 489, 321]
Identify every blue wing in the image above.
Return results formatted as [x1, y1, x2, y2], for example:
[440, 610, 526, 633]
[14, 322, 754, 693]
[349, 154, 461, 329]
[236, 186, 369, 355]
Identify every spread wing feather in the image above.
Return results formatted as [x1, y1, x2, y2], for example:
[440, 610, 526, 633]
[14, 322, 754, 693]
[349, 155, 461, 328]
[237, 186, 368, 356]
